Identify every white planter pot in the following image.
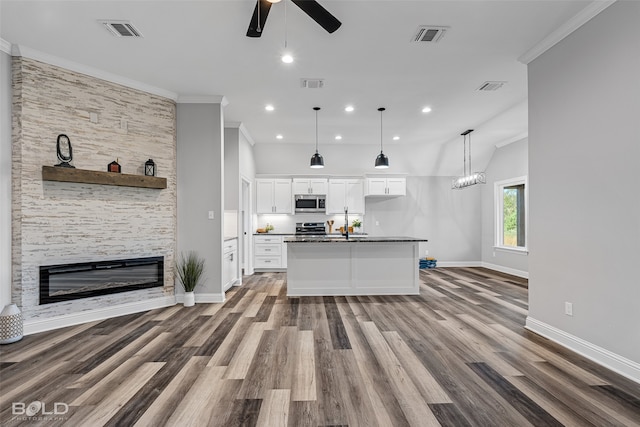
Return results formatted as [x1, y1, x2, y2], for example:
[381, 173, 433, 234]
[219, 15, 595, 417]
[0, 304, 23, 344]
[183, 291, 195, 307]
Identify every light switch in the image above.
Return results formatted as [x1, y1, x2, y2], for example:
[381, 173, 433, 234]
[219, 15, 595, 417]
[208, 211, 214, 220]
[90, 112, 98, 123]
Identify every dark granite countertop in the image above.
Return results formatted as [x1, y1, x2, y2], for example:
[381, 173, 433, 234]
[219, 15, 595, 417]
[284, 236, 428, 243]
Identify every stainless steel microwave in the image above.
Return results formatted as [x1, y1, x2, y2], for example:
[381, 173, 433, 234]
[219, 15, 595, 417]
[294, 195, 326, 213]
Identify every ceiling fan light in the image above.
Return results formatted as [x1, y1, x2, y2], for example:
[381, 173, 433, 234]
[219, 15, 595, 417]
[310, 152, 324, 168]
[375, 152, 389, 169]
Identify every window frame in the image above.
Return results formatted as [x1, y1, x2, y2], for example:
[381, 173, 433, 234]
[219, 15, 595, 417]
[494, 175, 528, 253]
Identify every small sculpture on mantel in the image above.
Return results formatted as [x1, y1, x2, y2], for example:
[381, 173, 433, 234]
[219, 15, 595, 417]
[55, 134, 75, 168]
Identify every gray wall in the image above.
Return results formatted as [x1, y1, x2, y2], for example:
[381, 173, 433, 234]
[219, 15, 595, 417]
[481, 138, 529, 276]
[177, 103, 224, 299]
[364, 176, 481, 264]
[0, 49, 11, 308]
[528, 1, 640, 369]
[224, 127, 240, 211]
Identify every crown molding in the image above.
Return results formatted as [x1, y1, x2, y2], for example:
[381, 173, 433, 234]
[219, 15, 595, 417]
[226, 121, 256, 146]
[0, 39, 11, 54]
[12, 45, 178, 101]
[518, 0, 616, 64]
[177, 95, 228, 106]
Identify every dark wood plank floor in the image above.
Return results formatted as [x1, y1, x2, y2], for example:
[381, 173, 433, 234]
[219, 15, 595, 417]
[1, 267, 639, 426]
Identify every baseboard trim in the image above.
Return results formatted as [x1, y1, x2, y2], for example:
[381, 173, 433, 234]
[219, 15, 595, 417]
[526, 316, 640, 384]
[175, 293, 225, 304]
[436, 261, 482, 268]
[24, 296, 176, 335]
[481, 262, 529, 279]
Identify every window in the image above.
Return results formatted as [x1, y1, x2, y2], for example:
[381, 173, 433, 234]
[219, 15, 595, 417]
[495, 176, 527, 251]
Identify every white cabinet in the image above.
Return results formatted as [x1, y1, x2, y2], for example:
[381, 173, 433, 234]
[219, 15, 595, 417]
[327, 179, 365, 214]
[254, 234, 286, 270]
[256, 179, 292, 214]
[365, 177, 406, 196]
[293, 178, 328, 195]
[223, 238, 239, 291]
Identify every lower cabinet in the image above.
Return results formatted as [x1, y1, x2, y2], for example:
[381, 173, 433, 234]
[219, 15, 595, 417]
[223, 238, 239, 291]
[254, 235, 287, 271]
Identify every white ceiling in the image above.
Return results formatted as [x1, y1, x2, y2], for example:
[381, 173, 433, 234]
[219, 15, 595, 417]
[1, 0, 593, 174]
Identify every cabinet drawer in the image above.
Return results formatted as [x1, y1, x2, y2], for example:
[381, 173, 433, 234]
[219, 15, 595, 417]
[254, 235, 283, 244]
[254, 257, 281, 268]
[255, 244, 281, 256]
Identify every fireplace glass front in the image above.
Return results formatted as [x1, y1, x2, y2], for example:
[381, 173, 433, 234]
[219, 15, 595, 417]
[39, 257, 164, 304]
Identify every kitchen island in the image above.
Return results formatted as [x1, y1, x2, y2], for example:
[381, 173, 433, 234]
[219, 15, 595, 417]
[284, 236, 428, 296]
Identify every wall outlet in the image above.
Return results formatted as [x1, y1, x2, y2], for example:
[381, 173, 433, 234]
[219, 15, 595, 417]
[425, 250, 429, 257]
[208, 211, 214, 220]
[375, 221, 380, 226]
[565, 302, 573, 316]
[90, 112, 98, 123]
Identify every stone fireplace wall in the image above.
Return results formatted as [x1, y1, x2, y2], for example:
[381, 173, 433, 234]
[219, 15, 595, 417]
[12, 57, 177, 325]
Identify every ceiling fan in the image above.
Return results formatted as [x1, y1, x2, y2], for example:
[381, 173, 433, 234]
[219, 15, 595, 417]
[247, 0, 341, 38]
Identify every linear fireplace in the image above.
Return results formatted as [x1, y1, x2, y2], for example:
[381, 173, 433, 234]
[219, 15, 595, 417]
[39, 256, 164, 304]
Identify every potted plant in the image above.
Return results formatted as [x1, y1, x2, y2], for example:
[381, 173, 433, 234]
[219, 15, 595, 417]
[351, 219, 362, 232]
[175, 251, 205, 307]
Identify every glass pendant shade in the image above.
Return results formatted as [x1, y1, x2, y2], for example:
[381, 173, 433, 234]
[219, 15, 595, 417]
[310, 151, 324, 168]
[375, 151, 389, 169]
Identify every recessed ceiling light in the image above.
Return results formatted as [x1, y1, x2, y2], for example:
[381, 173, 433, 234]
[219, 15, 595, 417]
[335, 135, 342, 140]
[281, 53, 293, 64]
[345, 105, 354, 112]
[422, 106, 432, 113]
[265, 104, 275, 111]
[393, 136, 400, 141]
[276, 134, 283, 139]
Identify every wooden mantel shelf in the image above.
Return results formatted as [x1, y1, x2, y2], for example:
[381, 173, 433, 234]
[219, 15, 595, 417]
[42, 166, 167, 189]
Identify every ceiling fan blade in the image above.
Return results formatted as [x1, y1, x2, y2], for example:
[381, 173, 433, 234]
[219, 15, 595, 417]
[247, 0, 273, 38]
[291, 0, 342, 34]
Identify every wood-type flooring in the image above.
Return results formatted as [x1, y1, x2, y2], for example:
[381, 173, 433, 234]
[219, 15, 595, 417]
[1, 267, 639, 426]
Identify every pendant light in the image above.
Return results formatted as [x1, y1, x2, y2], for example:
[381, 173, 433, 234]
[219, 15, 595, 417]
[375, 107, 389, 169]
[281, 0, 293, 63]
[310, 107, 324, 168]
[451, 129, 486, 189]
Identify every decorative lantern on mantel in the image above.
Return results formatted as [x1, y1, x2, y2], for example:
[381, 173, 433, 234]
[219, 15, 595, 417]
[144, 159, 156, 177]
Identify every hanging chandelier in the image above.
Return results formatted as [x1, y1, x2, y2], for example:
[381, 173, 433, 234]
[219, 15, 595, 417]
[452, 129, 485, 189]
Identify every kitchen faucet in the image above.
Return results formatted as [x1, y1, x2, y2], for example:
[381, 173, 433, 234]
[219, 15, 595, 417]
[344, 207, 349, 240]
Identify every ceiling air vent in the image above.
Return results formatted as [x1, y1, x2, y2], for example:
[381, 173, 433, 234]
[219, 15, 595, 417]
[300, 78, 325, 89]
[412, 26, 448, 43]
[99, 20, 143, 37]
[477, 81, 507, 91]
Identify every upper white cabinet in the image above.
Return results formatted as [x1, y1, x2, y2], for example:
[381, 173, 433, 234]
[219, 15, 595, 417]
[365, 177, 406, 196]
[292, 178, 328, 195]
[327, 179, 365, 214]
[256, 179, 292, 214]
